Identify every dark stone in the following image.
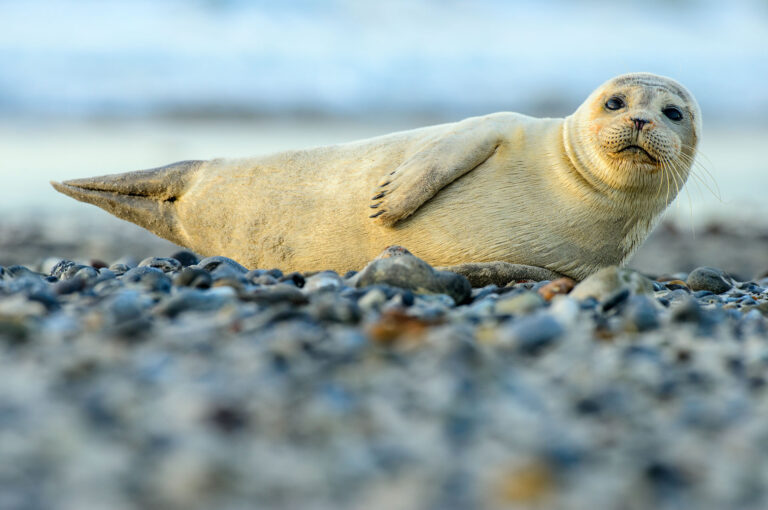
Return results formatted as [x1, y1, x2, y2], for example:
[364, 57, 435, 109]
[278, 272, 305, 288]
[600, 288, 630, 313]
[173, 267, 213, 289]
[170, 250, 199, 267]
[686, 266, 732, 294]
[207, 405, 249, 434]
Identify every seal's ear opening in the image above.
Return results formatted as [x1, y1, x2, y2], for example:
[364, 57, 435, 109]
[51, 160, 204, 247]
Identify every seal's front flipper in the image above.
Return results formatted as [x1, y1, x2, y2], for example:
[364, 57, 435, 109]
[437, 261, 567, 288]
[51, 160, 204, 247]
[370, 118, 501, 226]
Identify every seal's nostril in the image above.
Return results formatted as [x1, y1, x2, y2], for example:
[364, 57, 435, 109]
[632, 118, 648, 131]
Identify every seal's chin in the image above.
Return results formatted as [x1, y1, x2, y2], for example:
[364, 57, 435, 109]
[615, 145, 658, 165]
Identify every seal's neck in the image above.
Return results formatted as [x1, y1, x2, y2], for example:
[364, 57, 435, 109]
[562, 114, 618, 197]
[561, 115, 670, 211]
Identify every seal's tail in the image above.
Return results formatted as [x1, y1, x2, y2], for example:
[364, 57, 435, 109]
[51, 160, 204, 246]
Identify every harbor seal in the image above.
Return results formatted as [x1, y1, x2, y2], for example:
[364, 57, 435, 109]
[52, 72, 700, 283]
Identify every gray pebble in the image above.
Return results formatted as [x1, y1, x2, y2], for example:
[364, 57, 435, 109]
[687, 266, 733, 294]
[138, 256, 182, 273]
[304, 271, 344, 293]
[507, 313, 564, 354]
[624, 295, 659, 332]
[351, 250, 471, 305]
[196, 256, 248, 274]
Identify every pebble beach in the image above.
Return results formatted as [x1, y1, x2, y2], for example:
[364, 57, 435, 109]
[3, 221, 768, 510]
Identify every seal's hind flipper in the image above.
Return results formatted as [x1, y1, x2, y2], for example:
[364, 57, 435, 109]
[51, 160, 204, 246]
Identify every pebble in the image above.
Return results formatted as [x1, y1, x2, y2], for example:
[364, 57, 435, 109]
[494, 291, 545, 315]
[506, 313, 564, 354]
[570, 266, 654, 301]
[139, 256, 182, 273]
[687, 266, 733, 294]
[0, 250, 767, 510]
[350, 247, 471, 304]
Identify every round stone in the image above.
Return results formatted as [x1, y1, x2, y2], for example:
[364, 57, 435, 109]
[686, 267, 733, 294]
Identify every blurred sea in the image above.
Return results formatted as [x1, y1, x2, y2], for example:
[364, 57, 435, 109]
[2, 0, 767, 120]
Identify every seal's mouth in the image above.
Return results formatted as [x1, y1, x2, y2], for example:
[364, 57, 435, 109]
[617, 144, 657, 163]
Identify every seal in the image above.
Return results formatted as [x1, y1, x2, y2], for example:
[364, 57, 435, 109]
[52, 72, 700, 283]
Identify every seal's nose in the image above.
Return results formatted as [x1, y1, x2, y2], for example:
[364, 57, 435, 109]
[632, 118, 648, 131]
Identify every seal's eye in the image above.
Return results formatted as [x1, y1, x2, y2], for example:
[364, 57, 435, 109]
[663, 107, 683, 121]
[605, 97, 624, 110]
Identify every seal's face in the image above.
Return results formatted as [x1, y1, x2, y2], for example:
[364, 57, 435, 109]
[570, 73, 700, 193]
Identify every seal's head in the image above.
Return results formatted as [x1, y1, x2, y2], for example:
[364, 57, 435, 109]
[565, 72, 701, 198]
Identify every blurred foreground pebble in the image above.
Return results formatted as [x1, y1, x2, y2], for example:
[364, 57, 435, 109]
[1, 247, 768, 510]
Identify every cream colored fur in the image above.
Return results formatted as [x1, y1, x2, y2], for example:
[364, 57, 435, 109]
[53, 73, 700, 280]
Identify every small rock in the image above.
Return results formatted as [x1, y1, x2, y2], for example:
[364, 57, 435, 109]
[351, 247, 471, 305]
[358, 288, 388, 311]
[195, 256, 248, 274]
[537, 277, 576, 301]
[686, 266, 733, 294]
[304, 271, 344, 293]
[570, 266, 654, 301]
[173, 268, 213, 289]
[624, 295, 660, 332]
[170, 250, 200, 267]
[495, 291, 545, 315]
[506, 313, 564, 354]
[49, 259, 76, 279]
[139, 257, 182, 273]
[155, 288, 235, 318]
[108, 263, 131, 275]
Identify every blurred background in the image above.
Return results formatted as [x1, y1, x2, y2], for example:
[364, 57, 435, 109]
[1, 0, 767, 274]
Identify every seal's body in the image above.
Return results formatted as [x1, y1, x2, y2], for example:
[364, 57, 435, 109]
[53, 73, 700, 280]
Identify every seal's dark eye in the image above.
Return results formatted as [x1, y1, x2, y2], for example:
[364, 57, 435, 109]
[663, 107, 683, 121]
[605, 97, 624, 110]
